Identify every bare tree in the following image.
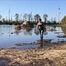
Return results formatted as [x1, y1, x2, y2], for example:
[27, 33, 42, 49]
[34, 14, 41, 22]
[23, 13, 28, 21]
[28, 13, 32, 22]
[43, 14, 48, 23]
[19, 14, 22, 22]
[2, 18, 5, 22]
[0, 15, 2, 21]
[15, 13, 19, 22]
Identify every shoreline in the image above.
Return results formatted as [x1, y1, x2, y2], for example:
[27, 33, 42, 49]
[0, 43, 66, 66]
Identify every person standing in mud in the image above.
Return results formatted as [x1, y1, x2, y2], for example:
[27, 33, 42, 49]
[37, 18, 46, 48]
[37, 18, 45, 35]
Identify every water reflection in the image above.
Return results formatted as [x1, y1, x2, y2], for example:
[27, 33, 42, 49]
[39, 30, 44, 48]
[23, 26, 33, 35]
[0, 25, 66, 48]
[34, 24, 47, 48]
[15, 25, 33, 35]
[15, 29, 21, 35]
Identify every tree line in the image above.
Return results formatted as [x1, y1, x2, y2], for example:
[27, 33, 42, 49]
[0, 12, 65, 25]
[0, 13, 55, 21]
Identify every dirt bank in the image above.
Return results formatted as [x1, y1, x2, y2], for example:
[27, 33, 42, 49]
[0, 43, 66, 66]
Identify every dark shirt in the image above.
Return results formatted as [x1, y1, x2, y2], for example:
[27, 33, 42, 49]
[38, 22, 44, 30]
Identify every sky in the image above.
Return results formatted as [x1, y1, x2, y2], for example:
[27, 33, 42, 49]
[0, 0, 66, 21]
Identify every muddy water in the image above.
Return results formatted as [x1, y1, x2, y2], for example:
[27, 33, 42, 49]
[0, 25, 66, 49]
